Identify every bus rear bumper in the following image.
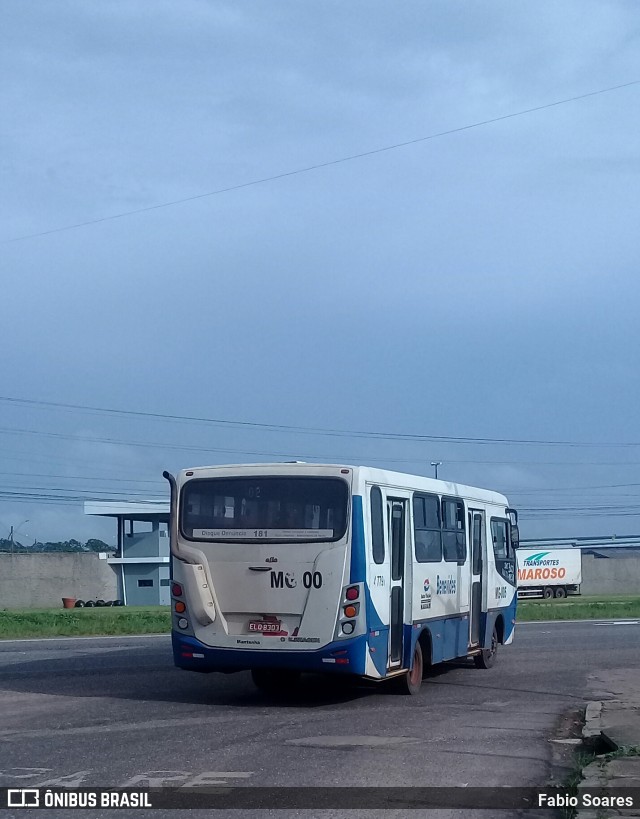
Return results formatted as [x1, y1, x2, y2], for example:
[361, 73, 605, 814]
[173, 633, 367, 676]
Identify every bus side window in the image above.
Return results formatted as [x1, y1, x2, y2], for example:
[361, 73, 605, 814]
[472, 514, 482, 575]
[442, 498, 466, 564]
[413, 493, 442, 563]
[370, 486, 385, 564]
[490, 519, 509, 560]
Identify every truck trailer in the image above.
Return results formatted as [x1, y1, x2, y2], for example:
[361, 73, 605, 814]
[516, 548, 582, 599]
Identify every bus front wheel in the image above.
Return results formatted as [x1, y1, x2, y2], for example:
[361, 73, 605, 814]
[251, 668, 300, 693]
[395, 641, 423, 695]
[474, 627, 498, 669]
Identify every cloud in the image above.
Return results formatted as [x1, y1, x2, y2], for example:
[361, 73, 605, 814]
[1, 0, 639, 539]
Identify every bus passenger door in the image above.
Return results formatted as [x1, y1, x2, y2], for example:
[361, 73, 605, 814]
[387, 499, 407, 668]
[469, 509, 485, 646]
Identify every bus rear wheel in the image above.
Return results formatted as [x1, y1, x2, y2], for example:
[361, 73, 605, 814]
[474, 627, 498, 669]
[395, 641, 423, 695]
[251, 668, 300, 694]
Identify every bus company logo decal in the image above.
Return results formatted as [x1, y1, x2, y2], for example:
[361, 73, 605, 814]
[522, 551, 560, 567]
[436, 575, 456, 595]
[236, 639, 260, 645]
[265, 556, 278, 563]
[421, 578, 431, 610]
[518, 566, 567, 581]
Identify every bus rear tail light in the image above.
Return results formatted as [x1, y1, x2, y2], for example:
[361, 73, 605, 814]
[171, 583, 183, 597]
[177, 618, 189, 629]
[336, 582, 363, 640]
[175, 601, 186, 614]
[342, 582, 363, 604]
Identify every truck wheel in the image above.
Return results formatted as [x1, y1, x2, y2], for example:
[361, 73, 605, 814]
[474, 627, 498, 669]
[394, 641, 423, 695]
[251, 669, 300, 694]
[554, 586, 567, 599]
[543, 587, 554, 599]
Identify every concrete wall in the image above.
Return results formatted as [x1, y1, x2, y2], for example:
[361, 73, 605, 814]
[0, 553, 118, 608]
[1, 550, 636, 608]
[581, 554, 640, 595]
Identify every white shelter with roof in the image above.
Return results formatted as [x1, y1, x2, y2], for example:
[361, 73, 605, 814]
[84, 500, 170, 605]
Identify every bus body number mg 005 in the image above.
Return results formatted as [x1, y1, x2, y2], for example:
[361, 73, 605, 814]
[270, 571, 323, 590]
[303, 571, 323, 589]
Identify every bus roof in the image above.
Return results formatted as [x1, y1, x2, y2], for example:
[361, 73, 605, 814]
[178, 463, 510, 506]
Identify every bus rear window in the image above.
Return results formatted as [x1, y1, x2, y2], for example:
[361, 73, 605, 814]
[180, 476, 349, 542]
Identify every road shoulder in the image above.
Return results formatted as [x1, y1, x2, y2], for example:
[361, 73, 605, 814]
[577, 668, 640, 818]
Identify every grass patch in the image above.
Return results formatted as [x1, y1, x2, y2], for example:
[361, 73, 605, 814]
[3, 594, 638, 638]
[565, 746, 640, 819]
[562, 750, 597, 819]
[517, 595, 640, 621]
[565, 750, 596, 789]
[0, 606, 171, 639]
[600, 745, 640, 761]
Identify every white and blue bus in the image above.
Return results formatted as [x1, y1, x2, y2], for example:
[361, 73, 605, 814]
[164, 463, 519, 694]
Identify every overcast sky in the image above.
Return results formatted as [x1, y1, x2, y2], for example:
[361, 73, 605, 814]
[1, 0, 639, 546]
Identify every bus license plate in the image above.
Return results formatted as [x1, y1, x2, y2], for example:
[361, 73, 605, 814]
[248, 620, 281, 633]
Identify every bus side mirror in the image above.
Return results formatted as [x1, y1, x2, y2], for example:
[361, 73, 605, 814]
[506, 508, 519, 550]
[510, 523, 519, 550]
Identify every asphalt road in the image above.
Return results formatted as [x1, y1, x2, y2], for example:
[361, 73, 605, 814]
[0, 620, 638, 817]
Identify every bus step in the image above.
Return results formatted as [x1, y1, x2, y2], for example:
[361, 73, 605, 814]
[379, 668, 409, 680]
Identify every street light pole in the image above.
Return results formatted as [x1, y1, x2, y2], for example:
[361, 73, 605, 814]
[8, 520, 29, 554]
[430, 461, 442, 479]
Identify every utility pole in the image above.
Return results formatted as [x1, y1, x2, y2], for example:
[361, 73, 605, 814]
[430, 461, 442, 479]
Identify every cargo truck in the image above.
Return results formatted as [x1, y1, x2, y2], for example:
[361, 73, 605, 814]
[516, 548, 582, 599]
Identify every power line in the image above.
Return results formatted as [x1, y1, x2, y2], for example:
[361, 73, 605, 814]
[3, 79, 639, 245]
[0, 492, 163, 507]
[520, 504, 640, 512]
[508, 481, 640, 494]
[0, 485, 161, 499]
[1, 396, 640, 448]
[524, 512, 640, 519]
[3, 439, 640, 469]
[0, 446, 168, 476]
[4, 483, 640, 513]
[2, 430, 640, 468]
[0, 470, 164, 486]
[2, 497, 634, 514]
[2, 471, 639, 507]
